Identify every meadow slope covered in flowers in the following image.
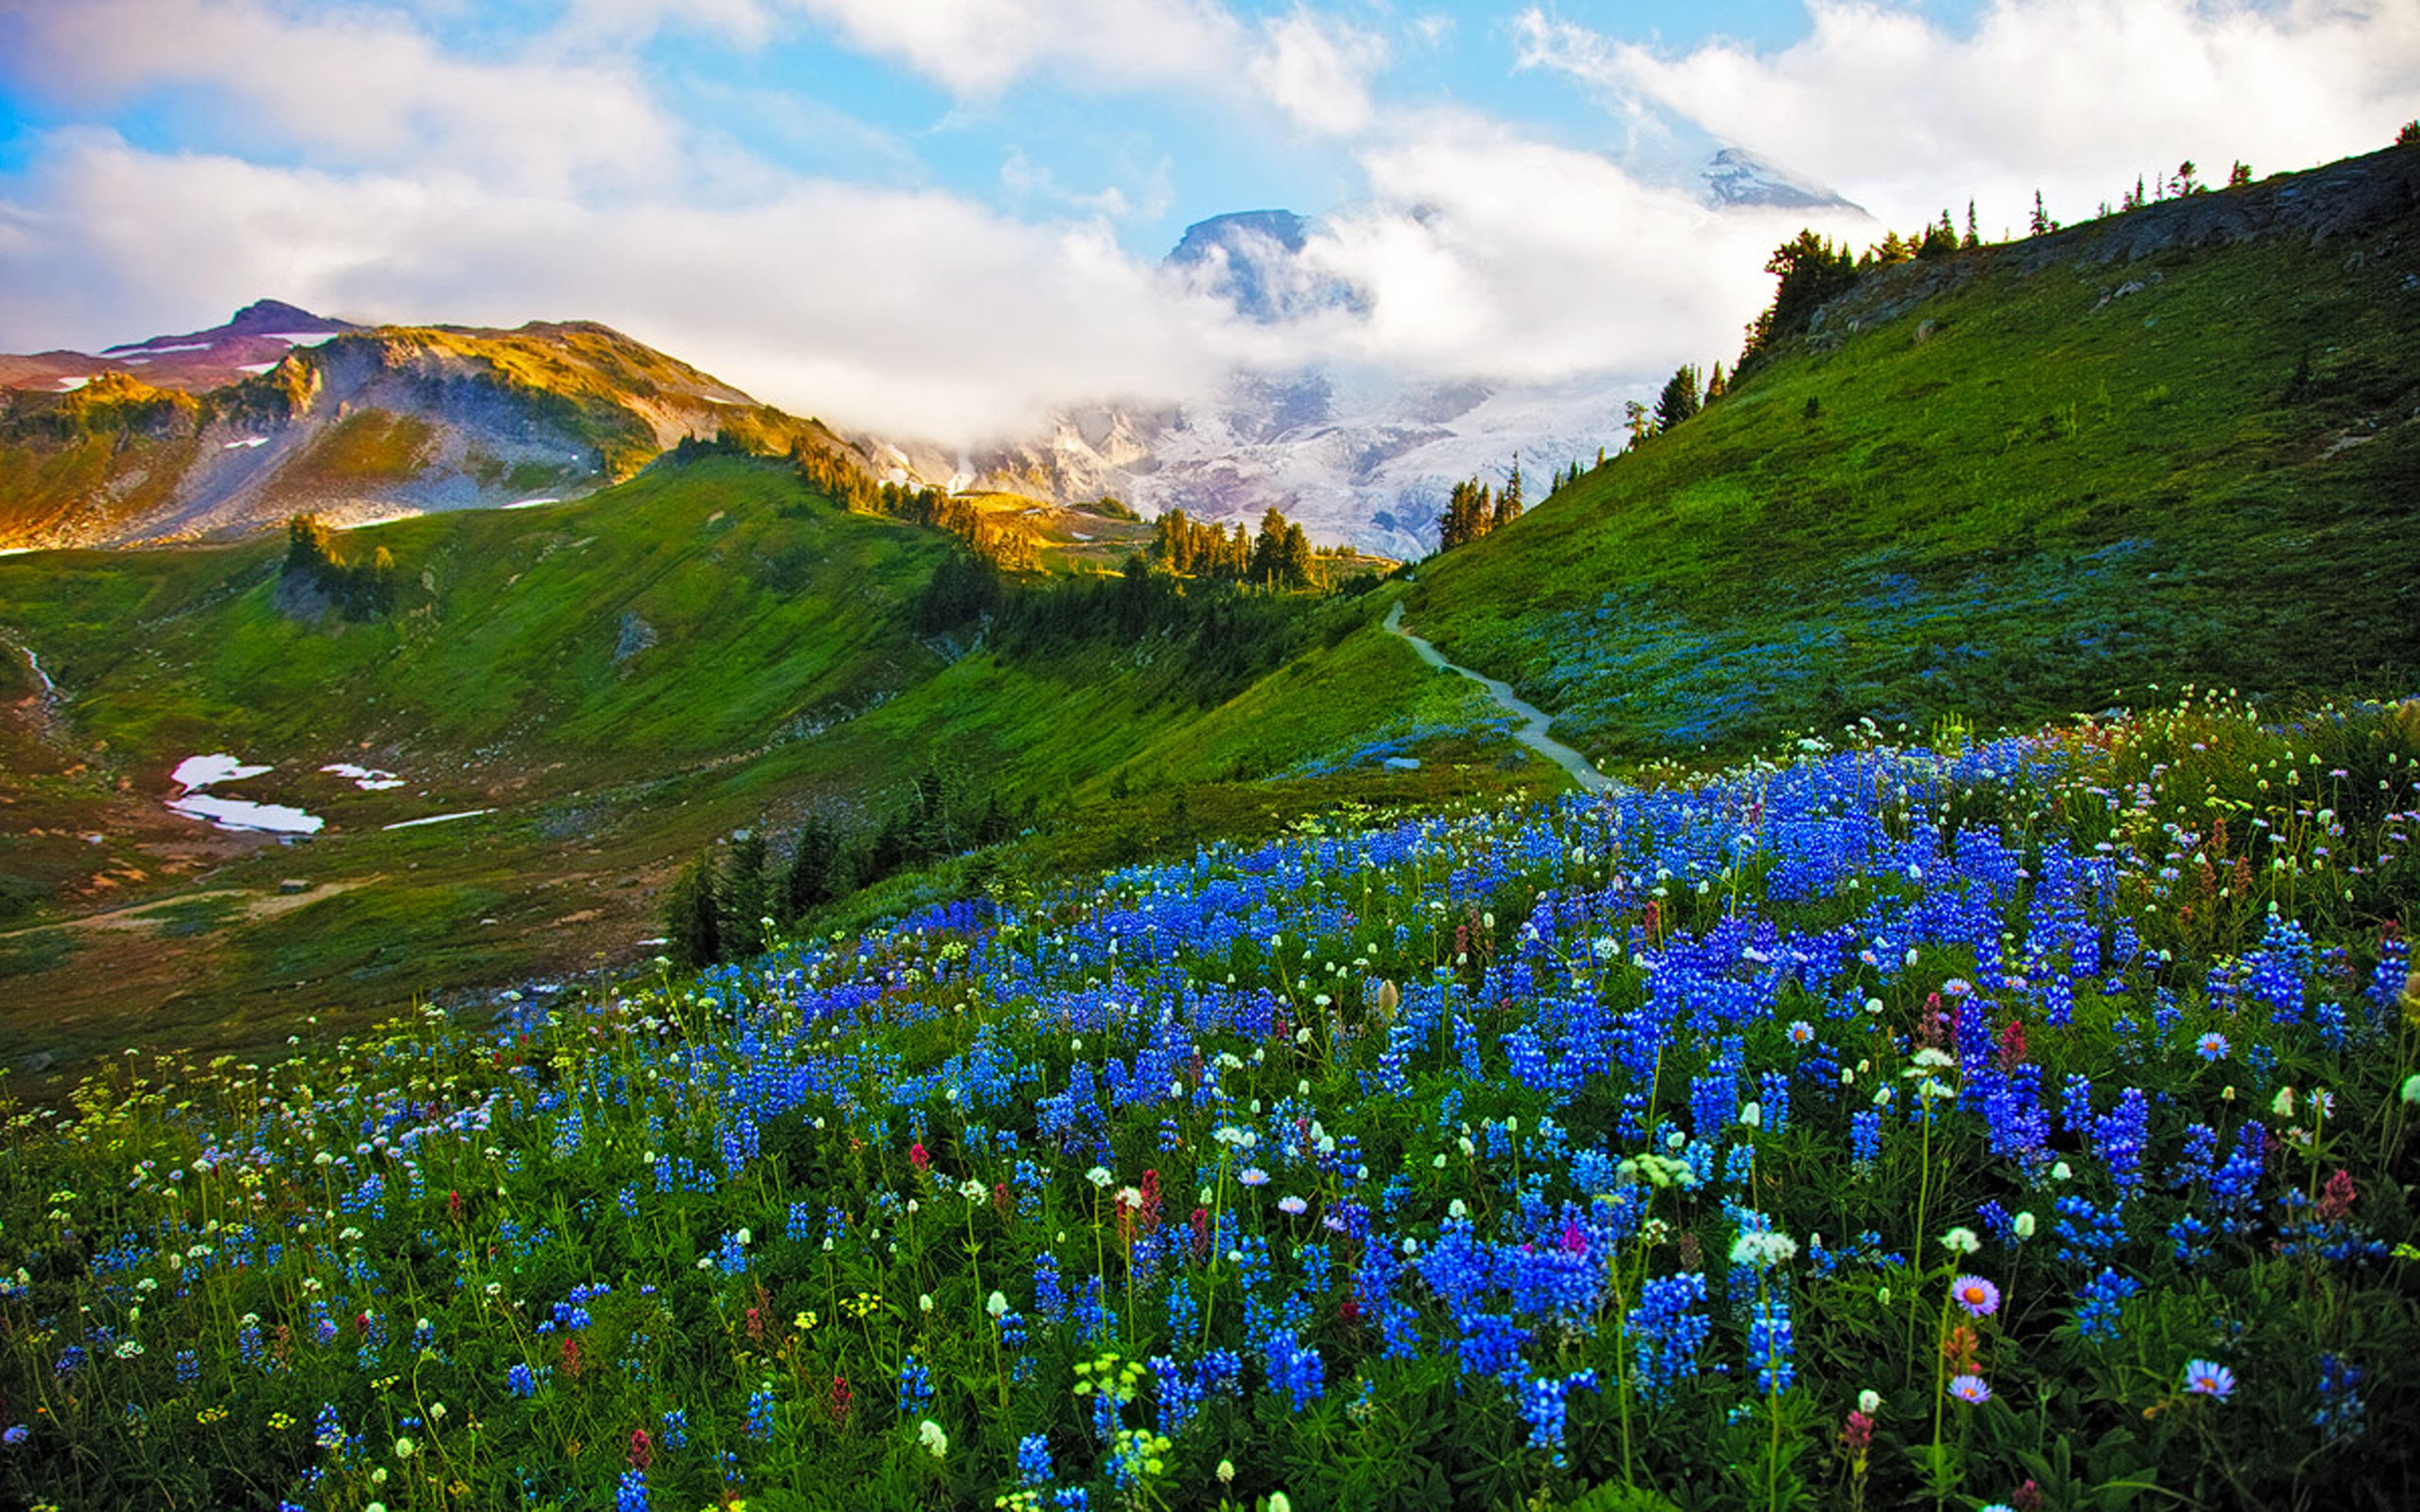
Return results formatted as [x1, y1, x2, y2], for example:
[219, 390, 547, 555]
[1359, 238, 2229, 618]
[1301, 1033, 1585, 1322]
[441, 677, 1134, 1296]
[4, 693, 2419, 1511]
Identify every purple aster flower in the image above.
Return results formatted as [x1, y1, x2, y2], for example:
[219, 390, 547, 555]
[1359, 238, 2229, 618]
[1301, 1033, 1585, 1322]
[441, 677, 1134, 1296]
[2182, 1359, 2235, 1400]
[1947, 1373, 1991, 1405]
[1950, 1274, 2001, 1318]
[2196, 1032, 2230, 1062]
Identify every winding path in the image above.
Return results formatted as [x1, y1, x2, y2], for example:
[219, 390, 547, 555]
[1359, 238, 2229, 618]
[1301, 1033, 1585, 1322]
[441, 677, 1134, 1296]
[1385, 599, 1615, 794]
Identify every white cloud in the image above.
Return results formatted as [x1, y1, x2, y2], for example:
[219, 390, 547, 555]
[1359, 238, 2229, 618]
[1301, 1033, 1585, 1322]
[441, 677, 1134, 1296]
[0, 0, 681, 192]
[788, 0, 1242, 100]
[1517, 1, 2420, 234]
[0, 129, 1249, 443]
[1303, 112, 1833, 385]
[1249, 9, 1390, 137]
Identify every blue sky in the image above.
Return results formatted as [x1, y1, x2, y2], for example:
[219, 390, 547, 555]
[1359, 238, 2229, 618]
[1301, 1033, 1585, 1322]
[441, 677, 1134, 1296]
[1, 1, 2414, 440]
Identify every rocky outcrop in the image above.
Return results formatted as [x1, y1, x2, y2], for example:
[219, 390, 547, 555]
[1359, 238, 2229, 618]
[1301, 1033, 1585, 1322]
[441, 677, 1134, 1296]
[1809, 146, 2420, 340]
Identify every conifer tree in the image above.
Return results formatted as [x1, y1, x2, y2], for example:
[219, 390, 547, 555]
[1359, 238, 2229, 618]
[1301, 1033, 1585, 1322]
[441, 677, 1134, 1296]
[2227, 161, 2251, 188]
[722, 832, 769, 955]
[1703, 362, 1727, 405]
[1249, 507, 1291, 586]
[1964, 200, 1980, 248]
[781, 813, 842, 920]
[1489, 469, 1522, 532]
[665, 849, 722, 970]
[2029, 190, 2052, 236]
[1277, 522, 1314, 587]
[1654, 364, 1703, 431]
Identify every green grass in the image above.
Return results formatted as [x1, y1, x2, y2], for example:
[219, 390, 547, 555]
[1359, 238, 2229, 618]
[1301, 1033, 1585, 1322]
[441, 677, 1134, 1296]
[0, 461, 1512, 1079]
[1412, 166, 2420, 759]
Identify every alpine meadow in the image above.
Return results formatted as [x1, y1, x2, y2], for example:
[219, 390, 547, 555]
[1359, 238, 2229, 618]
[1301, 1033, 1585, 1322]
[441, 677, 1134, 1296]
[2, 9, 2419, 1512]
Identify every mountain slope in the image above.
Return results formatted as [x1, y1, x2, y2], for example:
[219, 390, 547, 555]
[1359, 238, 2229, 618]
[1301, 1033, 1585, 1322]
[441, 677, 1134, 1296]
[1407, 145, 2420, 758]
[0, 307, 856, 548]
[0, 454, 1507, 1080]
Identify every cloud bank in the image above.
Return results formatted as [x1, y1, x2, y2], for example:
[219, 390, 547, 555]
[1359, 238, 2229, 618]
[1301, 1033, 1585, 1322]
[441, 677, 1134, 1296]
[1, 1, 2415, 445]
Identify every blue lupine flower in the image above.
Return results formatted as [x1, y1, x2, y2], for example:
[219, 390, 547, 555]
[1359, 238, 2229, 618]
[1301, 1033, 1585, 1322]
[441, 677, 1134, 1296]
[615, 1469, 650, 1512]
[2073, 1268, 2138, 1342]
[1017, 1431, 1052, 1486]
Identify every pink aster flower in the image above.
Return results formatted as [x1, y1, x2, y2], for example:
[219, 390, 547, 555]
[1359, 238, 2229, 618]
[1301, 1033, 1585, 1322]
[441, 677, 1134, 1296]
[1950, 1274, 2002, 1318]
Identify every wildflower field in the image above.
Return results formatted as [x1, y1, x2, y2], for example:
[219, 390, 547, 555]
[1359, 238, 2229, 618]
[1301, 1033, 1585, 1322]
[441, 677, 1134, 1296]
[4, 693, 2419, 1511]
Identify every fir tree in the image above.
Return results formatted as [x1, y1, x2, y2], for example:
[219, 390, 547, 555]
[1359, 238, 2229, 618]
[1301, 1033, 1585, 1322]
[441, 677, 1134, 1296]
[780, 813, 843, 920]
[1277, 521, 1314, 587]
[722, 832, 770, 956]
[665, 849, 722, 970]
[1739, 230, 1856, 369]
[2227, 161, 2252, 188]
[1964, 200, 1980, 248]
[1654, 364, 1703, 431]
[1703, 362, 1727, 404]
[1490, 462, 1523, 531]
[2029, 190, 2052, 236]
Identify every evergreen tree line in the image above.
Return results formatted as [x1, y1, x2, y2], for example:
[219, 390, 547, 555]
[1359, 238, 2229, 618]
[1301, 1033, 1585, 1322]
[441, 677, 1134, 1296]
[996, 557, 1313, 706]
[663, 758, 1027, 970]
[282, 514, 400, 621]
[1148, 506, 1317, 588]
[1434, 465, 1523, 552]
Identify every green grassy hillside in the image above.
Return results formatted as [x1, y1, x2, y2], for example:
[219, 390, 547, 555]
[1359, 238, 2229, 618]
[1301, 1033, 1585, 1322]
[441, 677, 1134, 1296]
[0, 455, 1508, 1080]
[1410, 148, 2420, 758]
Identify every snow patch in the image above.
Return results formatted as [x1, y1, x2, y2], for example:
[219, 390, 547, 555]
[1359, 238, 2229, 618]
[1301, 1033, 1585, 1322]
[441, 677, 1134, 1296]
[321, 762, 405, 791]
[234, 362, 278, 375]
[502, 497, 560, 509]
[257, 331, 342, 346]
[383, 809, 492, 830]
[173, 753, 273, 791]
[53, 376, 89, 391]
[222, 436, 270, 449]
[167, 794, 325, 835]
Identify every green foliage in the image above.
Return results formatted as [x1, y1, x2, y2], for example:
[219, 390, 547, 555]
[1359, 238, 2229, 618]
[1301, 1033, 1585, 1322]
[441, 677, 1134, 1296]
[281, 513, 401, 620]
[1409, 160, 2420, 760]
[664, 845, 720, 970]
[722, 830, 771, 954]
[1739, 231, 1858, 372]
[1654, 367, 1703, 432]
[4, 699, 2416, 1510]
[1437, 468, 1524, 554]
[780, 811, 847, 922]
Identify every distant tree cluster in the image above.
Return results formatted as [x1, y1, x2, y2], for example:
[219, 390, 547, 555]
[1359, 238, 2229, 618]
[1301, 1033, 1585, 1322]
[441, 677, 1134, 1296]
[1145, 506, 1317, 588]
[282, 514, 400, 621]
[769, 435, 1026, 566]
[988, 554, 1314, 707]
[1737, 231, 1860, 373]
[1149, 509, 1252, 578]
[1435, 464, 1523, 552]
[665, 757, 1025, 968]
